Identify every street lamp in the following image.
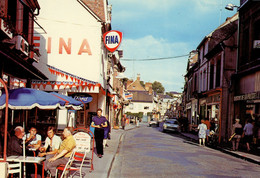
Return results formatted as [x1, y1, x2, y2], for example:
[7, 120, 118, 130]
[225, 3, 239, 11]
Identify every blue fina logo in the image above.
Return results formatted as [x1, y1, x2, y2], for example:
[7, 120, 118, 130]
[105, 35, 119, 44]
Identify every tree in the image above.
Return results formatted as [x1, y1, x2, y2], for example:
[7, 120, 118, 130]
[140, 81, 145, 88]
[152, 81, 165, 94]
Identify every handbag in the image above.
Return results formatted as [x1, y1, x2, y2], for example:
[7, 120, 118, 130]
[108, 133, 111, 140]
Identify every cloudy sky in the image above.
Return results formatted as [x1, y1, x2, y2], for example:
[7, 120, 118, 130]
[108, 0, 237, 92]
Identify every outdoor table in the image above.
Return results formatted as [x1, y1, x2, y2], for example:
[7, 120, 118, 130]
[7, 156, 45, 178]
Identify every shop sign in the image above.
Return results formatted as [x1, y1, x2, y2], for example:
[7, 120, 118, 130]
[234, 92, 260, 101]
[186, 102, 191, 109]
[253, 40, 260, 49]
[15, 35, 29, 56]
[103, 30, 122, 52]
[0, 18, 13, 39]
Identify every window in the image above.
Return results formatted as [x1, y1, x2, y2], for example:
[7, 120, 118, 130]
[7, 0, 17, 29]
[216, 59, 221, 87]
[252, 20, 260, 60]
[23, 6, 29, 40]
[209, 63, 214, 89]
[241, 27, 249, 65]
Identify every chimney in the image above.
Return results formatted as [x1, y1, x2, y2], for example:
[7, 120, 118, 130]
[137, 74, 140, 81]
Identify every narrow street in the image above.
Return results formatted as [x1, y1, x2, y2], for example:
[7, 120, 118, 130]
[109, 124, 260, 178]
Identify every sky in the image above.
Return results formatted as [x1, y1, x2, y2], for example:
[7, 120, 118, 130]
[108, 0, 238, 93]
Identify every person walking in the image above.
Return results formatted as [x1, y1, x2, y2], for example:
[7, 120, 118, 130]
[121, 115, 126, 130]
[103, 116, 110, 148]
[198, 119, 207, 146]
[204, 118, 211, 142]
[231, 118, 243, 151]
[91, 108, 108, 158]
[243, 119, 254, 151]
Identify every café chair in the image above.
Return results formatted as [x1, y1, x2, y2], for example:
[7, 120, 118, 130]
[55, 129, 93, 178]
[8, 162, 22, 178]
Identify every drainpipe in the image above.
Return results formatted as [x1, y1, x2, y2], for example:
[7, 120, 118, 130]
[0, 78, 9, 162]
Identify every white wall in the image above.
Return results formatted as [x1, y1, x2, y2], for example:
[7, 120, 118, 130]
[34, 0, 103, 83]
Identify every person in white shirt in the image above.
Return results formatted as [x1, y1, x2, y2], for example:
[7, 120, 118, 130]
[38, 126, 62, 157]
[26, 126, 42, 150]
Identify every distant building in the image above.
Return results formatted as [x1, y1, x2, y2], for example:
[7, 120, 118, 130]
[124, 74, 155, 122]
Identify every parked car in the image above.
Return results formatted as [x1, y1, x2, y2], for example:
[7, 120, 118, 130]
[161, 119, 180, 132]
[148, 118, 158, 127]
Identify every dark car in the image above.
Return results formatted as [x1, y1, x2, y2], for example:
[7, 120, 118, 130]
[161, 119, 180, 133]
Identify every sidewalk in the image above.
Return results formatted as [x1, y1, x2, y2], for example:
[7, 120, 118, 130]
[81, 124, 137, 178]
[180, 132, 260, 165]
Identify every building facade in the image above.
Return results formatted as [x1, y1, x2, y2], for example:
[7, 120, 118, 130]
[233, 0, 260, 138]
[31, 0, 118, 129]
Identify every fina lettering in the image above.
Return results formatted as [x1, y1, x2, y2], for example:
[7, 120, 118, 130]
[105, 35, 119, 44]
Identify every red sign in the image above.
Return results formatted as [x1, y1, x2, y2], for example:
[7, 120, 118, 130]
[103, 30, 122, 52]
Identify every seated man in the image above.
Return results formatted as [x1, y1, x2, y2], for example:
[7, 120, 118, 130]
[45, 127, 76, 178]
[7, 126, 25, 156]
[26, 126, 42, 150]
[38, 126, 62, 158]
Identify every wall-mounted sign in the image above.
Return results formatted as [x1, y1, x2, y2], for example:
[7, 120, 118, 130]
[0, 18, 13, 39]
[72, 93, 93, 103]
[253, 40, 260, 48]
[103, 30, 122, 52]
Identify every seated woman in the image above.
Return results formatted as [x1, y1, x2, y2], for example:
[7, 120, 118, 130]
[26, 126, 42, 150]
[38, 126, 62, 157]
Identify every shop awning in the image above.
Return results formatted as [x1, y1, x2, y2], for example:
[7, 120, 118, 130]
[51, 92, 83, 110]
[0, 87, 66, 109]
[0, 49, 48, 80]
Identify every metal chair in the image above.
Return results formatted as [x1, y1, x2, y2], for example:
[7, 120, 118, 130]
[8, 162, 22, 178]
[55, 128, 94, 178]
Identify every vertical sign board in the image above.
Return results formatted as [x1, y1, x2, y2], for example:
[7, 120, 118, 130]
[73, 132, 91, 152]
[103, 30, 122, 52]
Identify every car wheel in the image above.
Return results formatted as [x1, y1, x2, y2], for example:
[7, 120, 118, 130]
[162, 129, 166, 133]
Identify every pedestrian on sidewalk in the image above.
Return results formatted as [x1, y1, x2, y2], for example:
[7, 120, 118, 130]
[243, 119, 254, 151]
[231, 118, 243, 151]
[198, 119, 207, 146]
[204, 118, 211, 142]
[103, 115, 110, 148]
[91, 108, 108, 158]
[121, 114, 126, 130]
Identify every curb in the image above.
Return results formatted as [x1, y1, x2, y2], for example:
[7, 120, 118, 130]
[106, 125, 137, 178]
[180, 132, 260, 165]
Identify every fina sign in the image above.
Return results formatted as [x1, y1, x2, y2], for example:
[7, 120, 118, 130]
[103, 30, 122, 52]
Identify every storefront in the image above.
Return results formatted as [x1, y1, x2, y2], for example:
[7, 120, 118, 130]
[234, 92, 260, 122]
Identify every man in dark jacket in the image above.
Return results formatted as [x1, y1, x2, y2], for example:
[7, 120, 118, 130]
[7, 126, 25, 156]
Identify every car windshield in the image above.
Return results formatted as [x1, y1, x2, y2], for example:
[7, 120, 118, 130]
[166, 120, 178, 124]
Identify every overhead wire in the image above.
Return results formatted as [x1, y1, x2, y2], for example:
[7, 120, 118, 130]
[121, 54, 190, 61]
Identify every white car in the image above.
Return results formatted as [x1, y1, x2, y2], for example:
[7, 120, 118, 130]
[162, 119, 180, 132]
[148, 118, 158, 127]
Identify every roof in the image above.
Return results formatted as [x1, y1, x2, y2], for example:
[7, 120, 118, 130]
[80, 0, 106, 22]
[127, 79, 146, 91]
[197, 13, 238, 50]
[128, 90, 153, 103]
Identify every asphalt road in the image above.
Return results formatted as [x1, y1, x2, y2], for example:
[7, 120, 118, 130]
[109, 124, 260, 178]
